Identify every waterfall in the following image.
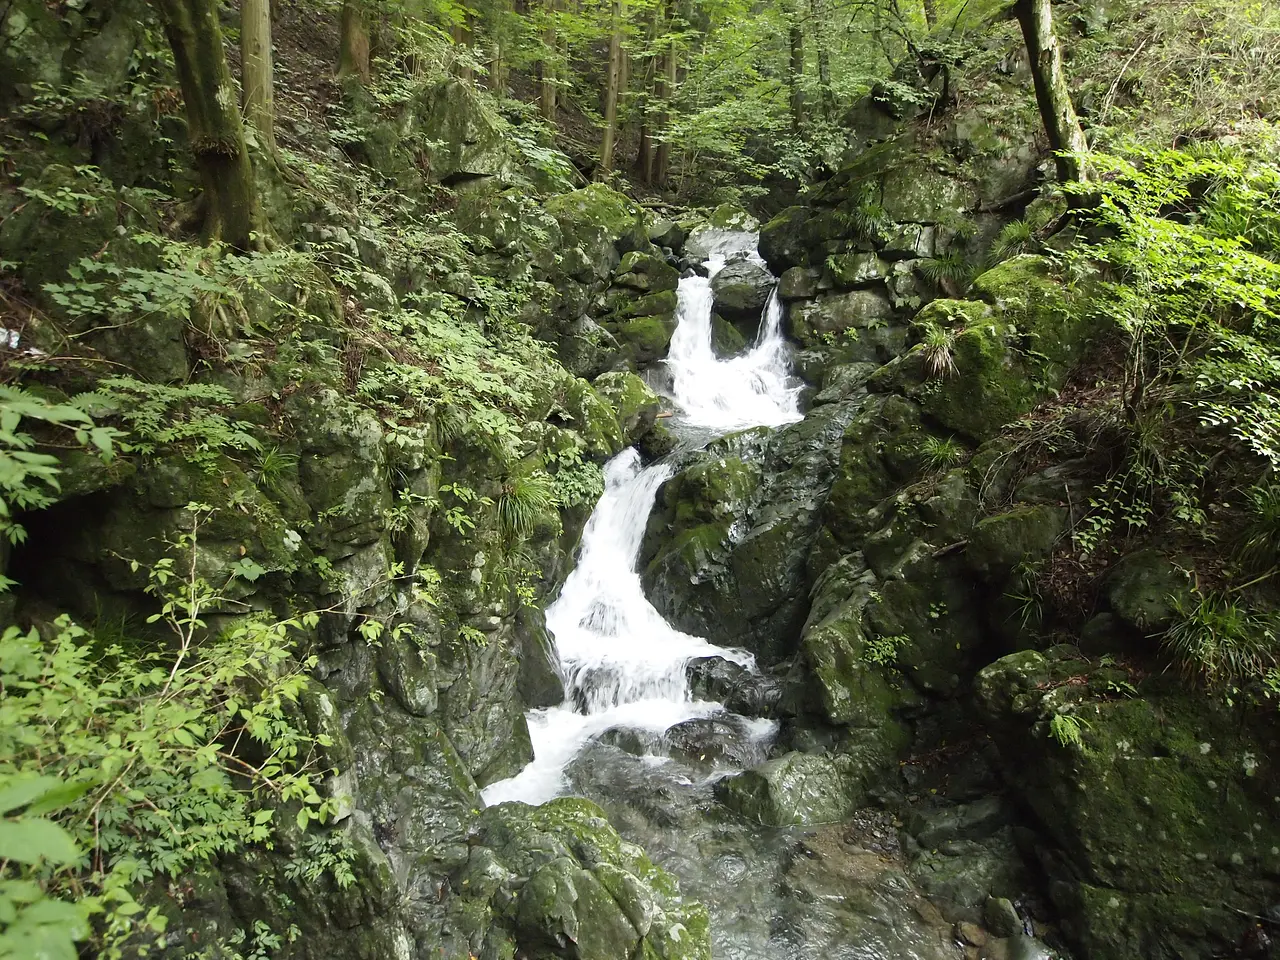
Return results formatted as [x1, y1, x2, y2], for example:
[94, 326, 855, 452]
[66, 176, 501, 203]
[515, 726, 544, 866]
[482, 230, 800, 806]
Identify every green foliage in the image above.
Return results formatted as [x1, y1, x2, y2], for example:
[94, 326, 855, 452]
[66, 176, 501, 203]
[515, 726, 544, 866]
[357, 305, 556, 463]
[96, 378, 262, 470]
[918, 322, 958, 379]
[0, 511, 350, 958]
[1164, 591, 1279, 690]
[864, 632, 907, 667]
[1047, 712, 1090, 751]
[498, 470, 558, 541]
[918, 251, 973, 291]
[0, 386, 120, 554]
[918, 434, 966, 470]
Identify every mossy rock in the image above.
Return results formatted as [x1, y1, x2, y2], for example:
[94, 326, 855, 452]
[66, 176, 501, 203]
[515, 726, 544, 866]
[714, 752, 856, 825]
[710, 314, 750, 358]
[1105, 549, 1193, 632]
[710, 259, 775, 322]
[609, 315, 678, 366]
[966, 504, 1066, 579]
[971, 254, 1094, 368]
[613, 250, 679, 293]
[593, 370, 662, 446]
[825, 252, 890, 289]
[778, 267, 819, 300]
[609, 288, 679, 321]
[561, 377, 626, 459]
[759, 205, 815, 272]
[413, 79, 515, 185]
[789, 290, 895, 348]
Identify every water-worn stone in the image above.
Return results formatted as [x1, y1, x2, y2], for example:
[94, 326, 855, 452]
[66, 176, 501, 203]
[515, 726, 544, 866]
[714, 752, 855, 825]
[686, 657, 783, 716]
[710, 259, 776, 324]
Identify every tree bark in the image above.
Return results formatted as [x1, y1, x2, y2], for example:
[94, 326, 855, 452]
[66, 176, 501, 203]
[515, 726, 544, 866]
[337, 2, 371, 82]
[453, 16, 474, 81]
[539, 0, 559, 120]
[787, 2, 804, 131]
[240, 0, 275, 152]
[598, 0, 623, 177]
[922, 0, 937, 28]
[150, 0, 262, 250]
[652, 11, 676, 185]
[1014, 0, 1089, 184]
[810, 0, 834, 117]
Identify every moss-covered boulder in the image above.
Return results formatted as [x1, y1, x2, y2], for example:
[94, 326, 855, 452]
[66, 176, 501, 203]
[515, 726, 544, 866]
[825, 252, 890, 289]
[966, 505, 1066, 579]
[714, 752, 856, 825]
[613, 250, 680, 293]
[413, 79, 516, 186]
[547, 184, 650, 282]
[759, 206, 816, 272]
[710, 259, 775, 323]
[594, 370, 662, 447]
[789, 290, 895, 348]
[976, 649, 1280, 960]
[1106, 548, 1193, 632]
[474, 799, 712, 960]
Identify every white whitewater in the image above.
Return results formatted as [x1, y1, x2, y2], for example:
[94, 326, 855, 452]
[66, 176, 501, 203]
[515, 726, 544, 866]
[483, 229, 801, 805]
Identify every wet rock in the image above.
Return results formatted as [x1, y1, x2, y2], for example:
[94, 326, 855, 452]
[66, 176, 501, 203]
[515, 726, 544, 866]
[779, 266, 819, 300]
[686, 657, 784, 717]
[710, 314, 750, 358]
[594, 370, 662, 447]
[907, 797, 1011, 849]
[516, 608, 565, 709]
[985, 896, 1024, 937]
[596, 727, 661, 755]
[825, 252, 890, 289]
[710, 259, 776, 325]
[662, 716, 767, 767]
[714, 751, 855, 825]
[907, 829, 1027, 920]
[1106, 548, 1193, 632]
[647, 218, 685, 251]
[788, 290, 895, 349]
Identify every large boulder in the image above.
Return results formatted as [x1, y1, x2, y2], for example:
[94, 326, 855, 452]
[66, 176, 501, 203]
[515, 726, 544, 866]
[976, 649, 1280, 960]
[714, 752, 856, 825]
[710, 259, 776, 325]
[414, 79, 516, 186]
[461, 798, 712, 960]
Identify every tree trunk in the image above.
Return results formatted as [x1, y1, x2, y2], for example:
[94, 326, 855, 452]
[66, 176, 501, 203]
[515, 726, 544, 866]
[922, 0, 937, 28]
[652, 17, 676, 185]
[598, 0, 623, 177]
[453, 16, 474, 81]
[240, 0, 275, 152]
[337, 2, 371, 82]
[787, 4, 804, 131]
[810, 0, 833, 117]
[150, 0, 262, 250]
[1014, 0, 1089, 184]
[539, 0, 558, 120]
[637, 18, 655, 182]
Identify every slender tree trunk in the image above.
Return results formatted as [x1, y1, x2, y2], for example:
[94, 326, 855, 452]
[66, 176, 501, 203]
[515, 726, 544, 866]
[637, 16, 655, 182]
[539, 0, 558, 120]
[598, 0, 623, 177]
[788, 11, 804, 131]
[652, 14, 676, 185]
[1014, 0, 1089, 184]
[453, 16, 474, 81]
[150, 0, 262, 250]
[922, 0, 937, 28]
[809, 0, 834, 118]
[338, 2, 371, 82]
[240, 0, 275, 152]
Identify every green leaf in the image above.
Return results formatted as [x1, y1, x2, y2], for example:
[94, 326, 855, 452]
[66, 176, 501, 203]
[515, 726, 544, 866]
[0, 818, 81, 865]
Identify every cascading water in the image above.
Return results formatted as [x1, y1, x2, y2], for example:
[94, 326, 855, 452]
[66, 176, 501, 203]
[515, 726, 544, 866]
[483, 229, 801, 806]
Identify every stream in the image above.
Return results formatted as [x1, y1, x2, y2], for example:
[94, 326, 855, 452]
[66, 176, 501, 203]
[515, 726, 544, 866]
[484, 232, 964, 960]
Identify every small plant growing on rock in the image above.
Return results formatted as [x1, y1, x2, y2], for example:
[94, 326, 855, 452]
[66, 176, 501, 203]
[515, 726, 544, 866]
[919, 435, 967, 470]
[1048, 713, 1091, 751]
[919, 323, 959, 379]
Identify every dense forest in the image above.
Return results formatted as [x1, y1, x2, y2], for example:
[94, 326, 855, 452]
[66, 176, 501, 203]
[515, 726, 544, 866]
[3, 0, 1280, 958]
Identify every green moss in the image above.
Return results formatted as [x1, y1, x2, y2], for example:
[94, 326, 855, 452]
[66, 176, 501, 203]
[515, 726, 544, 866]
[966, 504, 1066, 578]
[918, 324, 1036, 442]
[610, 315, 677, 364]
